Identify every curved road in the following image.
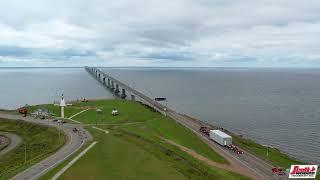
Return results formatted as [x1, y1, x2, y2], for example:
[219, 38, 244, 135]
[0, 132, 22, 157]
[0, 113, 92, 180]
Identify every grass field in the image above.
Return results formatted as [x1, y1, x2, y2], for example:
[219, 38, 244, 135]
[44, 127, 248, 180]
[35, 99, 251, 179]
[31, 99, 312, 179]
[33, 100, 303, 168]
[0, 119, 66, 179]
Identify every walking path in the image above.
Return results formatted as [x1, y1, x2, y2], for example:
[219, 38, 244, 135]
[92, 126, 109, 134]
[51, 141, 98, 180]
[0, 132, 21, 156]
[68, 109, 89, 119]
[0, 112, 92, 180]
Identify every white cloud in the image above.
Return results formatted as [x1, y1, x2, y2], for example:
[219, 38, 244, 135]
[0, 0, 320, 67]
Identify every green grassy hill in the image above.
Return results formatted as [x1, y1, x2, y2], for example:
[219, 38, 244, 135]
[0, 119, 65, 179]
[37, 99, 249, 180]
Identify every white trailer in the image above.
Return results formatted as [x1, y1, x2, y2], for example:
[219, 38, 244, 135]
[209, 130, 232, 146]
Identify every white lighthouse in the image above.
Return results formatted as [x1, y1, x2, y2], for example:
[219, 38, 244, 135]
[60, 94, 66, 118]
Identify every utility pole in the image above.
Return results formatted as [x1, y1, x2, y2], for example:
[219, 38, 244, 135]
[24, 143, 27, 164]
[58, 124, 61, 143]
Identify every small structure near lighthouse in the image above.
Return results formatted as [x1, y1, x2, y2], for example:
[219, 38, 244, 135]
[60, 94, 66, 118]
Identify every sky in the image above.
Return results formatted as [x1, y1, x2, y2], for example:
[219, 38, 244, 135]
[0, 0, 320, 67]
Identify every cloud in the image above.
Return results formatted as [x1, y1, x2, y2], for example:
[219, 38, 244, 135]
[0, 0, 320, 67]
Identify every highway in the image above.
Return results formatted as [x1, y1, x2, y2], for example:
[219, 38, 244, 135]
[0, 113, 92, 180]
[88, 67, 283, 180]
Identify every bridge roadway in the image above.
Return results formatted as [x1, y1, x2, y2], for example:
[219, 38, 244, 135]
[86, 67, 282, 180]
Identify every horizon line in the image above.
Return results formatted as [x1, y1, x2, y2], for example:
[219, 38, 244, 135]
[1, 66, 320, 69]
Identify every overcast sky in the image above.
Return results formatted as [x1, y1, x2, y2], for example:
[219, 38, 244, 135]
[0, 0, 320, 67]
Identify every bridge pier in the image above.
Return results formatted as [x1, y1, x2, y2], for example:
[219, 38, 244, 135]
[84, 66, 167, 115]
[103, 77, 106, 84]
[121, 89, 127, 99]
[107, 78, 110, 87]
[111, 81, 115, 91]
[115, 84, 120, 95]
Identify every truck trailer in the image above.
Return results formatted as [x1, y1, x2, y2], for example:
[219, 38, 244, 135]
[209, 130, 232, 146]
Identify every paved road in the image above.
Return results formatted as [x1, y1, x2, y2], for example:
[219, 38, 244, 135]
[0, 113, 92, 180]
[89, 67, 284, 180]
[0, 132, 21, 156]
[167, 111, 281, 180]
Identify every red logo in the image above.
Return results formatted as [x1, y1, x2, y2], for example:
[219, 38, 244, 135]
[289, 165, 318, 178]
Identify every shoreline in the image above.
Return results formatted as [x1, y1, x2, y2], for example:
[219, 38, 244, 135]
[180, 113, 304, 164]
[2, 97, 305, 168]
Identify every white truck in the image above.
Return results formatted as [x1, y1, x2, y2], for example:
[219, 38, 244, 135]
[209, 130, 232, 146]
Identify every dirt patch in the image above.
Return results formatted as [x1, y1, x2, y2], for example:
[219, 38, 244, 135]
[160, 137, 258, 180]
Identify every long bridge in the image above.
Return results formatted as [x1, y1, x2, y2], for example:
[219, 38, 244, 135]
[85, 66, 170, 115]
[85, 66, 279, 180]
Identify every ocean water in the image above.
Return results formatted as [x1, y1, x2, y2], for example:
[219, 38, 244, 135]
[0, 67, 319, 164]
[102, 67, 320, 164]
[0, 68, 113, 109]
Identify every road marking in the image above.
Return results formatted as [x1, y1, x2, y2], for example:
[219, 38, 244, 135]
[69, 109, 89, 119]
[92, 126, 109, 134]
[51, 141, 98, 180]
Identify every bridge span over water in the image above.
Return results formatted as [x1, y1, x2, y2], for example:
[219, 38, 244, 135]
[85, 66, 169, 114]
[85, 66, 279, 180]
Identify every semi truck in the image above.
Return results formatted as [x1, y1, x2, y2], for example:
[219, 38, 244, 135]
[209, 130, 232, 146]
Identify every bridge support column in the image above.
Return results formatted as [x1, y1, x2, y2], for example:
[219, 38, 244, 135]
[131, 94, 135, 101]
[121, 89, 127, 99]
[103, 77, 106, 84]
[115, 84, 120, 95]
[98, 73, 101, 80]
[107, 78, 110, 87]
[111, 81, 115, 91]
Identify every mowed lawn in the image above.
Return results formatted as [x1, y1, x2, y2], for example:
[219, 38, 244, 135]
[60, 128, 186, 180]
[71, 100, 227, 163]
[58, 127, 248, 180]
[0, 119, 65, 179]
[72, 100, 160, 124]
[39, 99, 249, 180]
